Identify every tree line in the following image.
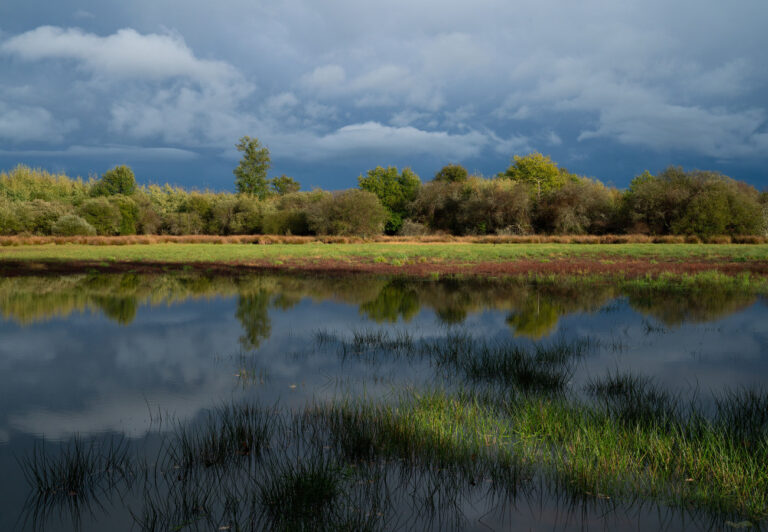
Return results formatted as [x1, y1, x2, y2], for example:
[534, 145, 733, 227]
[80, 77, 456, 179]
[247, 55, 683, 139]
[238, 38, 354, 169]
[1, 136, 766, 237]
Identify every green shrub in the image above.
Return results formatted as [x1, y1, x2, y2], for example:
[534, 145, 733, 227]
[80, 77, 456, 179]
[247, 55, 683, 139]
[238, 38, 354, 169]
[164, 212, 204, 235]
[411, 177, 531, 235]
[207, 196, 262, 235]
[623, 167, 764, 235]
[434, 163, 468, 183]
[108, 196, 139, 235]
[358, 166, 420, 234]
[91, 165, 137, 196]
[77, 198, 122, 235]
[0, 199, 22, 234]
[308, 189, 387, 236]
[134, 196, 162, 235]
[262, 190, 328, 235]
[535, 177, 619, 234]
[9, 200, 71, 234]
[51, 214, 97, 236]
[0, 165, 92, 202]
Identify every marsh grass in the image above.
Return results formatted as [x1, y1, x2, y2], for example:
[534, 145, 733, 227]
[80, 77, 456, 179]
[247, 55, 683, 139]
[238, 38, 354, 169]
[319, 329, 593, 393]
[166, 402, 276, 471]
[19, 335, 768, 529]
[18, 436, 133, 530]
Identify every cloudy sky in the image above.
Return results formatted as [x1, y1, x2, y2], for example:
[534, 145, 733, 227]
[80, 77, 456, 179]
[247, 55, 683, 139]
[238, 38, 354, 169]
[1, 0, 767, 190]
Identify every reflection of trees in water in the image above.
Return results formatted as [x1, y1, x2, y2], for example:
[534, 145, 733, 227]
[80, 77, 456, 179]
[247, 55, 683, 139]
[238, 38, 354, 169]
[359, 281, 420, 323]
[236, 291, 272, 351]
[506, 297, 561, 339]
[92, 296, 138, 325]
[625, 289, 757, 326]
[0, 273, 764, 338]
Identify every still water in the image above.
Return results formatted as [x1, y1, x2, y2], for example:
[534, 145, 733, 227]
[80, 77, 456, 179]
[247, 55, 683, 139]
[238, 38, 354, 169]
[0, 273, 766, 531]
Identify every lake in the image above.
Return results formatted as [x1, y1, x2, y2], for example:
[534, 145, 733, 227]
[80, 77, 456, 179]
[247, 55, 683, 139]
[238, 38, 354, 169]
[1, 272, 766, 531]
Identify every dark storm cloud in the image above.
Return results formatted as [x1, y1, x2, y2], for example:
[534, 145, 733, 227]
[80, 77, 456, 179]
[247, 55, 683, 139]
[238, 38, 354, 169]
[1, 0, 766, 189]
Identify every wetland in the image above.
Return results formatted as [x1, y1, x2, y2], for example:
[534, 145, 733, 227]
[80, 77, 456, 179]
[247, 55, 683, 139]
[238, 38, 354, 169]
[1, 271, 767, 531]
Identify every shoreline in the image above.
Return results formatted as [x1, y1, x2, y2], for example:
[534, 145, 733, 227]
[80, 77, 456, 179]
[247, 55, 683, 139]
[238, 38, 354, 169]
[3, 257, 768, 278]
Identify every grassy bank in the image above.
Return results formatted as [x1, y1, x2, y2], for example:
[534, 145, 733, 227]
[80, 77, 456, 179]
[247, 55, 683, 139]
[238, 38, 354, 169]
[2, 241, 768, 270]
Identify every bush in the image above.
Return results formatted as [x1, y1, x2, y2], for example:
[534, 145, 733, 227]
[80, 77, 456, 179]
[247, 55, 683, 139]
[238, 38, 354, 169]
[410, 177, 531, 235]
[358, 166, 421, 234]
[0, 165, 91, 202]
[434, 163, 468, 183]
[92, 165, 137, 196]
[51, 214, 97, 236]
[208, 196, 262, 235]
[77, 197, 122, 235]
[108, 196, 139, 235]
[134, 195, 163, 235]
[262, 191, 328, 235]
[9, 199, 71, 234]
[164, 212, 205, 235]
[0, 199, 21, 235]
[535, 177, 619, 234]
[308, 189, 387, 236]
[398, 219, 429, 236]
[623, 167, 764, 236]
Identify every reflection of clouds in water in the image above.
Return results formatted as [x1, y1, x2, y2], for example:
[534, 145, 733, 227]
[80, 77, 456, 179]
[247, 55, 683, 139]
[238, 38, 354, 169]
[1, 286, 768, 442]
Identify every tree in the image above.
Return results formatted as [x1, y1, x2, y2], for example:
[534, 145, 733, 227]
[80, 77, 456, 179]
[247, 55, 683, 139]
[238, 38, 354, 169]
[269, 175, 301, 195]
[434, 163, 468, 183]
[358, 166, 421, 234]
[498, 152, 567, 201]
[92, 165, 137, 196]
[234, 136, 271, 198]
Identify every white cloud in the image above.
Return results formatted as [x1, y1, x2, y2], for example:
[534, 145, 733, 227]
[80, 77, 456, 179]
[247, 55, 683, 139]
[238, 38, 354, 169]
[0, 144, 198, 160]
[0, 101, 76, 142]
[1, 26, 241, 84]
[270, 121, 489, 160]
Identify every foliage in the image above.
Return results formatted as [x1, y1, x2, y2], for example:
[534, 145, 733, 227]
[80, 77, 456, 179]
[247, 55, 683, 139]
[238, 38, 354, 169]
[0, 158, 765, 238]
[623, 167, 764, 236]
[262, 190, 328, 235]
[498, 152, 571, 201]
[234, 136, 271, 198]
[269, 175, 301, 195]
[51, 214, 97, 236]
[92, 165, 137, 196]
[208, 196, 262, 235]
[411, 177, 531, 235]
[77, 198, 122, 235]
[108, 196, 140, 236]
[535, 177, 619, 234]
[0, 165, 91, 202]
[308, 189, 388, 236]
[433, 163, 468, 183]
[358, 166, 421, 234]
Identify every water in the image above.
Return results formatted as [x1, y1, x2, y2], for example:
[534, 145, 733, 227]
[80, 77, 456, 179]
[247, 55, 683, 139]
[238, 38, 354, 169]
[0, 273, 766, 531]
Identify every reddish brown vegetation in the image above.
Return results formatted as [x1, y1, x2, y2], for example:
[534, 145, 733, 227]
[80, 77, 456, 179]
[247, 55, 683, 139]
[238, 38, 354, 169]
[1, 234, 766, 246]
[1, 257, 767, 278]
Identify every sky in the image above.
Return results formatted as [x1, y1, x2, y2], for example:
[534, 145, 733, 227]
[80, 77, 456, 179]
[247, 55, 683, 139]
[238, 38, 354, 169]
[0, 0, 767, 191]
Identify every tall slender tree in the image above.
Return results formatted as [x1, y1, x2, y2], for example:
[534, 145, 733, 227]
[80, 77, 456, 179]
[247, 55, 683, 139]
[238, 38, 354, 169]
[233, 136, 271, 198]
